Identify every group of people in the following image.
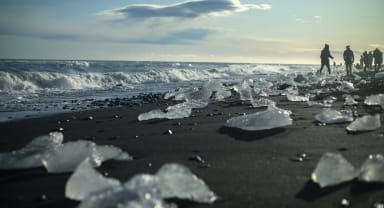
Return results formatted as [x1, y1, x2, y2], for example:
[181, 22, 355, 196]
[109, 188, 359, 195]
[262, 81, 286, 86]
[318, 44, 383, 78]
[359, 49, 383, 72]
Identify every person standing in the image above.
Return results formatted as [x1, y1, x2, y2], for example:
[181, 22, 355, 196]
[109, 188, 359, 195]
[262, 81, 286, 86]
[373, 48, 383, 71]
[363, 51, 369, 72]
[319, 44, 334, 75]
[343, 45, 354, 78]
[368, 51, 374, 69]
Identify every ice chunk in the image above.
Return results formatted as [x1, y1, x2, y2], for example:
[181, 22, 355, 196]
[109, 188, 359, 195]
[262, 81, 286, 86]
[346, 114, 381, 132]
[364, 94, 384, 108]
[138, 107, 192, 121]
[43, 141, 131, 173]
[224, 105, 292, 131]
[315, 109, 353, 124]
[375, 72, 384, 79]
[358, 154, 384, 183]
[337, 81, 355, 92]
[156, 163, 218, 203]
[344, 94, 358, 106]
[287, 94, 309, 102]
[65, 158, 121, 201]
[77, 163, 217, 208]
[0, 132, 63, 169]
[311, 152, 358, 188]
[138, 109, 166, 121]
[251, 98, 276, 108]
[78, 186, 171, 208]
[233, 79, 254, 101]
[167, 100, 208, 111]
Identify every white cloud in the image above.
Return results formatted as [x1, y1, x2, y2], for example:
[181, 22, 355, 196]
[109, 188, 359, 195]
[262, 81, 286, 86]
[98, 0, 271, 21]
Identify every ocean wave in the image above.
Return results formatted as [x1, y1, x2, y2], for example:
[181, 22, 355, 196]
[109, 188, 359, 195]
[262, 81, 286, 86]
[0, 61, 315, 94]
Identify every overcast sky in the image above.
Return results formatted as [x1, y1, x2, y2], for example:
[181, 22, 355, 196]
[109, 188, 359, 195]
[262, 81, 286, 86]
[0, 0, 383, 64]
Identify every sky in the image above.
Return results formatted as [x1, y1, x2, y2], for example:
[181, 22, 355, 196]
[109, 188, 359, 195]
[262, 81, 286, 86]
[0, 0, 383, 64]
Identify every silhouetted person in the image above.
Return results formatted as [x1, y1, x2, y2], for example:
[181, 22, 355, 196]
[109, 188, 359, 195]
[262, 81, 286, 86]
[373, 48, 383, 71]
[343, 45, 354, 78]
[359, 55, 364, 70]
[368, 51, 374, 69]
[319, 44, 334, 75]
[363, 51, 369, 71]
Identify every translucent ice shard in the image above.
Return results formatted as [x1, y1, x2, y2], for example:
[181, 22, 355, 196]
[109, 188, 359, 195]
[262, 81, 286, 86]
[233, 79, 254, 101]
[287, 94, 309, 102]
[311, 152, 358, 188]
[156, 163, 218, 203]
[346, 114, 381, 132]
[167, 100, 208, 111]
[138, 109, 167, 121]
[358, 154, 384, 183]
[251, 97, 276, 108]
[43, 141, 131, 173]
[138, 107, 192, 121]
[65, 158, 121, 201]
[77, 163, 216, 208]
[375, 72, 384, 79]
[78, 186, 172, 208]
[364, 94, 384, 108]
[224, 105, 292, 131]
[315, 109, 353, 124]
[0, 132, 63, 169]
[344, 94, 358, 106]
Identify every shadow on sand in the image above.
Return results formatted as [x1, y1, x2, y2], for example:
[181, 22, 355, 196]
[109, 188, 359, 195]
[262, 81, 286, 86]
[218, 127, 286, 141]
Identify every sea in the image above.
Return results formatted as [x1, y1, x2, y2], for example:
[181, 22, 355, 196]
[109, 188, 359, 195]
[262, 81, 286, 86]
[0, 59, 318, 122]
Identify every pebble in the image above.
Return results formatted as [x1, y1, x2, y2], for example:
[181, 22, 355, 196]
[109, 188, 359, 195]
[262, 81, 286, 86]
[164, 130, 173, 135]
[340, 198, 350, 207]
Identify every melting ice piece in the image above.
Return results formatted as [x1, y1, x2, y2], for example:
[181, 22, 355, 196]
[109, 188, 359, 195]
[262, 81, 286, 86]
[224, 105, 292, 131]
[346, 114, 381, 132]
[156, 163, 218, 203]
[78, 186, 172, 208]
[43, 141, 131, 173]
[358, 154, 384, 183]
[167, 100, 208, 111]
[315, 109, 353, 124]
[344, 94, 358, 106]
[78, 163, 216, 208]
[251, 98, 276, 108]
[337, 81, 355, 92]
[233, 79, 254, 101]
[138, 108, 192, 121]
[287, 94, 309, 102]
[375, 72, 384, 79]
[65, 158, 121, 201]
[202, 79, 232, 101]
[311, 152, 358, 188]
[364, 94, 384, 108]
[0, 132, 63, 169]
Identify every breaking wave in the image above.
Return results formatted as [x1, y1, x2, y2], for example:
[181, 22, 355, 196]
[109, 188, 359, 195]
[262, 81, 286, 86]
[0, 60, 316, 94]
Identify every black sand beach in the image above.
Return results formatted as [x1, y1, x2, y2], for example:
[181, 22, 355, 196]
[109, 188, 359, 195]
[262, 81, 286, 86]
[0, 72, 384, 208]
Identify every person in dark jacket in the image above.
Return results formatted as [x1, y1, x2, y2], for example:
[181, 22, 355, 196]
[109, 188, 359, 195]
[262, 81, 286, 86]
[373, 48, 383, 71]
[343, 45, 354, 78]
[319, 44, 334, 75]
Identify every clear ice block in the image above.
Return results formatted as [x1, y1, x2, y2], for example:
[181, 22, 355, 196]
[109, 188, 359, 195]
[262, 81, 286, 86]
[311, 152, 358, 188]
[346, 114, 381, 132]
[364, 94, 384, 108]
[358, 154, 384, 183]
[315, 109, 353, 124]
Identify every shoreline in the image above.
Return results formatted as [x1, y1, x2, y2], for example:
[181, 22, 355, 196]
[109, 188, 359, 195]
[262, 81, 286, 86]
[0, 72, 383, 208]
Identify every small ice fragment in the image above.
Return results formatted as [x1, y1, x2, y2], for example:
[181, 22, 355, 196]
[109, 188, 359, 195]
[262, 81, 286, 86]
[358, 154, 384, 183]
[224, 105, 292, 131]
[311, 152, 358, 188]
[43, 141, 131, 173]
[156, 163, 218, 203]
[233, 79, 254, 101]
[287, 94, 309, 102]
[364, 94, 384, 108]
[65, 158, 121, 201]
[375, 72, 384, 79]
[346, 114, 381, 132]
[250, 98, 276, 108]
[315, 109, 353, 124]
[138, 109, 166, 121]
[344, 95, 358, 106]
[167, 100, 208, 111]
[0, 132, 63, 169]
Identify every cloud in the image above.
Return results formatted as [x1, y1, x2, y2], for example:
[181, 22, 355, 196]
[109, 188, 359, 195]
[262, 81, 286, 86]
[99, 0, 271, 21]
